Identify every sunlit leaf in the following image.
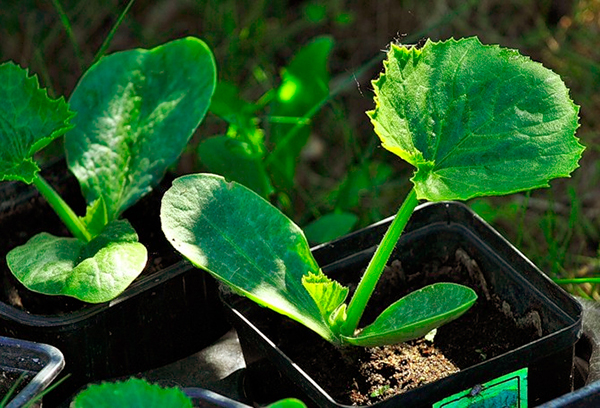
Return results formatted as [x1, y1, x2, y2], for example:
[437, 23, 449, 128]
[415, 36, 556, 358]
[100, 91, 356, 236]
[160, 173, 336, 342]
[72, 378, 192, 408]
[7, 220, 147, 303]
[0, 62, 74, 183]
[66, 37, 216, 220]
[369, 37, 583, 201]
[343, 283, 477, 346]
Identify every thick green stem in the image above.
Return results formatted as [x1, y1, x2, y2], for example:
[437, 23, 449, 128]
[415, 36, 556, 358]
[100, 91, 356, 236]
[341, 187, 419, 337]
[33, 175, 91, 242]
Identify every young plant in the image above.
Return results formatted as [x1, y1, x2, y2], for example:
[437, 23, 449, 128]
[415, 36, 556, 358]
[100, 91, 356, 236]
[0, 36, 216, 303]
[160, 37, 583, 347]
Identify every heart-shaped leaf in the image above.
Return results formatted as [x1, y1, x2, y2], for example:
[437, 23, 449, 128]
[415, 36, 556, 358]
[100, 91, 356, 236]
[160, 173, 338, 343]
[343, 283, 477, 346]
[368, 37, 584, 201]
[7, 219, 147, 303]
[0, 62, 74, 183]
[65, 36, 216, 221]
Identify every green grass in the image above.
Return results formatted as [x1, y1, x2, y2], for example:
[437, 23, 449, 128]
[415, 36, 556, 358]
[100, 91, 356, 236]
[2, 0, 599, 298]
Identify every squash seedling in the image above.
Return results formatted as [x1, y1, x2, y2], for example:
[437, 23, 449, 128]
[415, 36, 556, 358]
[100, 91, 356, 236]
[0, 37, 216, 303]
[160, 37, 583, 347]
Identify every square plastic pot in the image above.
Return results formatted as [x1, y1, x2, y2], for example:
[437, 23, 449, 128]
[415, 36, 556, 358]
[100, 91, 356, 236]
[0, 336, 64, 408]
[0, 162, 230, 404]
[223, 201, 583, 408]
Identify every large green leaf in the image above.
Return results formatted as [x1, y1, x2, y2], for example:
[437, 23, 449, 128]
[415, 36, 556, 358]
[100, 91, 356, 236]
[0, 62, 74, 183]
[7, 219, 147, 303]
[368, 37, 584, 201]
[65, 37, 216, 221]
[160, 173, 337, 342]
[343, 283, 477, 346]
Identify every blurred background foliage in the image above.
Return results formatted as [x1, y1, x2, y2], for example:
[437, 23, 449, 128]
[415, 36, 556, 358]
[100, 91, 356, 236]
[2, 0, 600, 298]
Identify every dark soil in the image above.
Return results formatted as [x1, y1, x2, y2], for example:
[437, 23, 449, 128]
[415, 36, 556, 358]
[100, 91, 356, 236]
[0, 369, 35, 403]
[0, 160, 182, 315]
[237, 248, 540, 406]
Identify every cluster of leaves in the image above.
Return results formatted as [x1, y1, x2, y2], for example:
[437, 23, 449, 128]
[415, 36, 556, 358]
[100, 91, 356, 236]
[161, 37, 583, 347]
[201, 36, 361, 244]
[202, 36, 332, 200]
[0, 37, 215, 303]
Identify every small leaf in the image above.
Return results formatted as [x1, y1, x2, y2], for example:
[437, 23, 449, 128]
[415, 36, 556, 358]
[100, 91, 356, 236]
[303, 212, 359, 244]
[7, 220, 147, 303]
[209, 81, 259, 131]
[79, 196, 109, 238]
[65, 37, 216, 221]
[161, 173, 337, 343]
[302, 270, 348, 327]
[369, 37, 584, 201]
[71, 378, 192, 408]
[197, 135, 273, 198]
[343, 283, 477, 346]
[0, 62, 74, 183]
[268, 36, 333, 191]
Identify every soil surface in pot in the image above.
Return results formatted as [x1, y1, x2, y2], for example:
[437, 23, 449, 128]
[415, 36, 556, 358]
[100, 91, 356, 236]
[0, 369, 35, 401]
[240, 248, 541, 406]
[0, 161, 181, 315]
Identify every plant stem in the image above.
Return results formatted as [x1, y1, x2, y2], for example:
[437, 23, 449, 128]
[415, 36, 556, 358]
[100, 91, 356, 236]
[341, 188, 419, 337]
[554, 277, 600, 284]
[33, 174, 91, 243]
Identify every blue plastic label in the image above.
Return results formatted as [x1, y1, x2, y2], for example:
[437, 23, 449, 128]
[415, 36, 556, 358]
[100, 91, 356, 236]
[433, 367, 528, 408]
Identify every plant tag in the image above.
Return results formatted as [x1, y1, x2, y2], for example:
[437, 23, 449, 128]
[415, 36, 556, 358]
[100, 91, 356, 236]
[432, 367, 527, 408]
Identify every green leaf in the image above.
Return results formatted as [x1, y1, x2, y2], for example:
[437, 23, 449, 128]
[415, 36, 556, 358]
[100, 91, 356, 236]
[160, 173, 336, 343]
[302, 270, 348, 327]
[79, 196, 109, 238]
[343, 283, 477, 346]
[0, 62, 74, 183]
[65, 36, 216, 221]
[329, 161, 393, 212]
[368, 37, 584, 201]
[267, 398, 308, 408]
[209, 81, 259, 131]
[303, 212, 359, 244]
[197, 135, 273, 198]
[7, 219, 147, 303]
[268, 36, 333, 191]
[71, 378, 192, 408]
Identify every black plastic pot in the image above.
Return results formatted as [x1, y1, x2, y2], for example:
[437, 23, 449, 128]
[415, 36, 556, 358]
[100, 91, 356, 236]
[184, 387, 253, 408]
[223, 202, 583, 408]
[0, 162, 230, 405]
[539, 379, 600, 407]
[0, 336, 64, 408]
[538, 297, 600, 407]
